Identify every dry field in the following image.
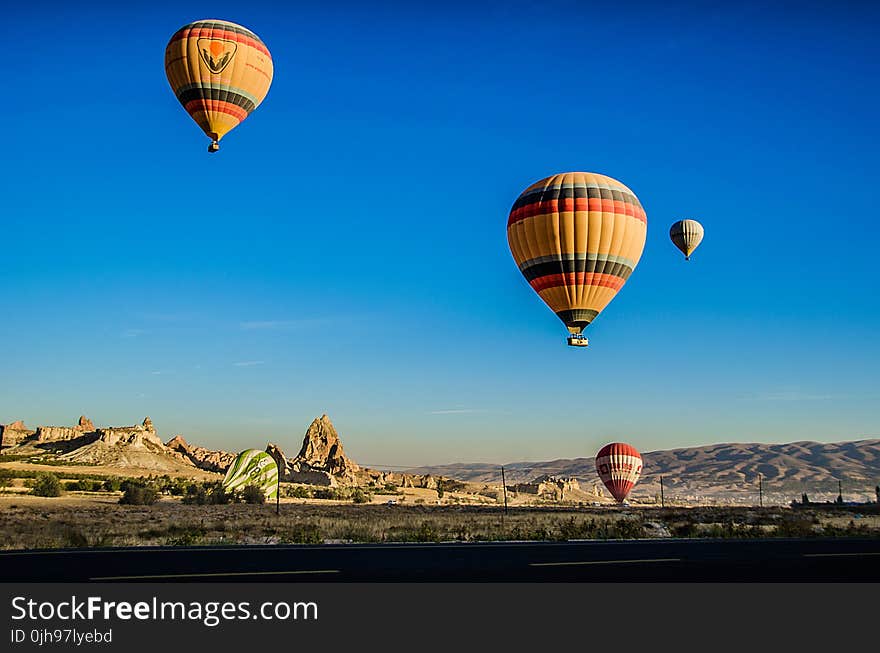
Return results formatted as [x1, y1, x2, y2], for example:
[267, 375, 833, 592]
[1, 493, 878, 550]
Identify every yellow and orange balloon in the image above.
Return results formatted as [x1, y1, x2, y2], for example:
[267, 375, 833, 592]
[165, 19, 273, 152]
[507, 172, 647, 347]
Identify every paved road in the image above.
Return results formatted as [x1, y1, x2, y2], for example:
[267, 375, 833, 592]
[2, 538, 878, 582]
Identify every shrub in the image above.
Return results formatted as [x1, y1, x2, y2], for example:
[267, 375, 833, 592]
[65, 480, 104, 492]
[181, 482, 232, 505]
[208, 486, 232, 505]
[286, 485, 312, 499]
[242, 484, 266, 504]
[119, 485, 158, 505]
[181, 485, 207, 505]
[282, 523, 323, 544]
[103, 477, 122, 492]
[351, 488, 371, 504]
[31, 473, 63, 497]
[0, 468, 14, 487]
[312, 487, 342, 500]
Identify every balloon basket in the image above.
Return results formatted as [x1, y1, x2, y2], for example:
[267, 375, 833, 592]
[567, 335, 589, 347]
[208, 141, 220, 153]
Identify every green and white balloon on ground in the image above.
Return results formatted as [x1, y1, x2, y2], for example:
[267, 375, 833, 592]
[222, 449, 279, 500]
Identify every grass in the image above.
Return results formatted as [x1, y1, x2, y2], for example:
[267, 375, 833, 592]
[0, 502, 877, 549]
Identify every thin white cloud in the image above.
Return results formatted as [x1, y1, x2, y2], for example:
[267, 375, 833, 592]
[429, 408, 488, 415]
[122, 329, 146, 338]
[234, 360, 265, 367]
[151, 371, 162, 375]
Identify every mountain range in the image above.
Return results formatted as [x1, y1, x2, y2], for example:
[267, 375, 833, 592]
[405, 439, 880, 503]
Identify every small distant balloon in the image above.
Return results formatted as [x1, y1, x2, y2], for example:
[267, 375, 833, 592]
[669, 219, 704, 260]
[595, 442, 642, 503]
[165, 19, 274, 152]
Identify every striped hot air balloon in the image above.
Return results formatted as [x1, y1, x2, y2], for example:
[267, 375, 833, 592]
[222, 449, 279, 499]
[595, 442, 642, 503]
[507, 172, 647, 347]
[669, 219, 704, 260]
[165, 19, 274, 152]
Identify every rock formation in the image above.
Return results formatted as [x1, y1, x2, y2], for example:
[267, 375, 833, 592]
[97, 417, 164, 449]
[266, 415, 361, 486]
[2, 411, 456, 492]
[508, 475, 582, 500]
[0, 420, 36, 449]
[35, 424, 94, 442]
[296, 415, 359, 473]
[265, 443, 291, 477]
[165, 434, 236, 473]
[289, 414, 359, 485]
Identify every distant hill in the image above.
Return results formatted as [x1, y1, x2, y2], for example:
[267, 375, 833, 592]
[5, 415, 880, 505]
[405, 439, 880, 504]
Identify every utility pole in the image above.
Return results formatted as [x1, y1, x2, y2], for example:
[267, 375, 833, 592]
[501, 466, 509, 516]
[276, 469, 281, 516]
[759, 473, 763, 508]
[660, 475, 665, 508]
[837, 479, 843, 503]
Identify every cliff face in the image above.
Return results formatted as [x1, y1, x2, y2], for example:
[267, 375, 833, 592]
[0, 420, 36, 449]
[293, 415, 359, 476]
[97, 417, 164, 449]
[165, 435, 237, 473]
[265, 415, 360, 486]
[3, 412, 446, 490]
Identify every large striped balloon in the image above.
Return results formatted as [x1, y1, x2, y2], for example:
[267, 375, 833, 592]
[165, 19, 273, 152]
[669, 219, 704, 260]
[595, 442, 642, 503]
[222, 449, 279, 499]
[507, 172, 647, 341]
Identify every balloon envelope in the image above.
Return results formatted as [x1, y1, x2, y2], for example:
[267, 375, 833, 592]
[669, 219, 704, 260]
[507, 172, 647, 337]
[222, 449, 279, 499]
[595, 442, 642, 503]
[165, 19, 273, 149]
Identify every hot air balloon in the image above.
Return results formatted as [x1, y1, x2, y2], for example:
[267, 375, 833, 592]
[165, 19, 274, 152]
[507, 172, 647, 347]
[222, 449, 279, 499]
[595, 442, 642, 503]
[669, 219, 704, 260]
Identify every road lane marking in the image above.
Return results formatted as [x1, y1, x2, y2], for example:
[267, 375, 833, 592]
[90, 569, 340, 580]
[530, 557, 680, 567]
[803, 552, 880, 558]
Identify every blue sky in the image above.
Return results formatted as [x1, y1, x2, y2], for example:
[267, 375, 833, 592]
[2, 1, 878, 466]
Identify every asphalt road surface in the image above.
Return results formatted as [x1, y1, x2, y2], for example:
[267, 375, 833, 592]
[2, 537, 879, 582]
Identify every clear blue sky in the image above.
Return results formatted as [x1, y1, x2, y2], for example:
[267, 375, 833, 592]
[2, 1, 878, 466]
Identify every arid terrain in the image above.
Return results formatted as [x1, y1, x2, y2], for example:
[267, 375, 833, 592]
[407, 439, 880, 505]
[2, 413, 880, 550]
[1, 493, 878, 550]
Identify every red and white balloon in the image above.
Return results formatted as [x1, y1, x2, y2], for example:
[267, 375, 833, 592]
[595, 442, 642, 503]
